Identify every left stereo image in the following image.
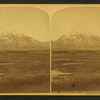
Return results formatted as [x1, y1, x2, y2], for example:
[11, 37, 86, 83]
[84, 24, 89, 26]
[0, 6, 50, 93]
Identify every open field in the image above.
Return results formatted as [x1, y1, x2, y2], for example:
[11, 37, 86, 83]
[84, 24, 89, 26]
[0, 50, 50, 93]
[52, 51, 100, 92]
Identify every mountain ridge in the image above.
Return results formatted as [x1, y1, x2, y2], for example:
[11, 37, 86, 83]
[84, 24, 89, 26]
[0, 32, 49, 50]
[52, 32, 100, 51]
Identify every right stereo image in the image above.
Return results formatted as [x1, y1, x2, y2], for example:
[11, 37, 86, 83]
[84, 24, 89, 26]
[51, 7, 100, 93]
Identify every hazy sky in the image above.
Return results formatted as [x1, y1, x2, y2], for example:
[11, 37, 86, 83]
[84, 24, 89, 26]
[0, 5, 100, 41]
[51, 7, 100, 40]
[0, 6, 50, 42]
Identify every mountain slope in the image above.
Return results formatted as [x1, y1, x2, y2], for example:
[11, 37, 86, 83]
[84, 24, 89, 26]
[52, 32, 100, 50]
[0, 32, 49, 50]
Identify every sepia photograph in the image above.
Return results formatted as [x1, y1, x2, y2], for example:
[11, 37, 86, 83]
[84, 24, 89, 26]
[51, 6, 100, 93]
[0, 4, 100, 95]
[0, 5, 50, 93]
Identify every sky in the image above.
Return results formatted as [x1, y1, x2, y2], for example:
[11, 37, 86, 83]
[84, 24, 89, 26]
[0, 6, 50, 42]
[0, 5, 100, 41]
[51, 6, 100, 40]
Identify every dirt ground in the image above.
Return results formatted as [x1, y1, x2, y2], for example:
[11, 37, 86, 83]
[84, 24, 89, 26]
[52, 51, 100, 92]
[0, 50, 50, 93]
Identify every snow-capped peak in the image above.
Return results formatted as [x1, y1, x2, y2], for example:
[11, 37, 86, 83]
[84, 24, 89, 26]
[52, 31, 100, 50]
[0, 32, 48, 50]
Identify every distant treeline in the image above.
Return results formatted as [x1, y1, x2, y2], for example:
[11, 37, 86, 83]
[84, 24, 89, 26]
[52, 50, 100, 54]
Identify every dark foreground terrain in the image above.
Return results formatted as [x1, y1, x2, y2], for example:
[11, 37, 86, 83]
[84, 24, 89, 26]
[52, 51, 100, 92]
[0, 50, 50, 93]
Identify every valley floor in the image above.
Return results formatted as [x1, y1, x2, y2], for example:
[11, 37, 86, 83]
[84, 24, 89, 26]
[0, 50, 50, 93]
[52, 51, 100, 92]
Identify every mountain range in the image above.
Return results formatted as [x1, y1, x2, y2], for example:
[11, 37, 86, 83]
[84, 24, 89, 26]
[1, 31, 100, 51]
[52, 31, 100, 51]
[0, 32, 49, 50]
